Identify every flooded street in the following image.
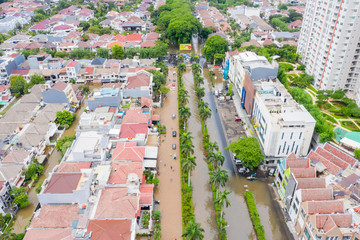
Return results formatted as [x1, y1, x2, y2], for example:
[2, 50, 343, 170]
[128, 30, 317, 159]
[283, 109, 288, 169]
[154, 67, 182, 239]
[202, 63, 288, 240]
[12, 92, 90, 233]
[183, 70, 218, 240]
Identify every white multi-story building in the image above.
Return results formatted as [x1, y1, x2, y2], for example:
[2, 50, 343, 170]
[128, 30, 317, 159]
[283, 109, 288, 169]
[252, 80, 316, 162]
[297, 0, 360, 94]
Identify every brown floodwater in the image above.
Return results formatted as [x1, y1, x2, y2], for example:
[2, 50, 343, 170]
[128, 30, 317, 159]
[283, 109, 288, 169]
[12, 90, 91, 233]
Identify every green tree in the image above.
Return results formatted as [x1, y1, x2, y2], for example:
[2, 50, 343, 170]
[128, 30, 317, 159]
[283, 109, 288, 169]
[78, 85, 89, 95]
[207, 141, 219, 153]
[56, 136, 76, 156]
[10, 187, 29, 209]
[199, 106, 211, 122]
[181, 141, 195, 158]
[159, 86, 170, 98]
[195, 87, 205, 99]
[111, 44, 124, 59]
[178, 88, 190, 105]
[180, 131, 194, 145]
[354, 149, 360, 160]
[192, 63, 201, 75]
[24, 162, 44, 181]
[207, 151, 225, 171]
[203, 35, 228, 63]
[182, 155, 196, 186]
[79, 21, 90, 31]
[10, 75, 27, 97]
[56, 110, 75, 127]
[182, 220, 205, 240]
[210, 169, 228, 196]
[96, 48, 110, 59]
[178, 62, 186, 73]
[179, 106, 191, 126]
[226, 137, 264, 170]
[28, 74, 45, 88]
[215, 189, 231, 232]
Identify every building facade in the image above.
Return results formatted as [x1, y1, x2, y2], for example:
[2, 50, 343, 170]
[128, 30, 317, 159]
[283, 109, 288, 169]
[297, 0, 360, 94]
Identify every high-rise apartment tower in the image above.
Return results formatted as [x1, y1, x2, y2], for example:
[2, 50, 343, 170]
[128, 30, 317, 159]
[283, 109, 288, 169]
[297, 0, 360, 95]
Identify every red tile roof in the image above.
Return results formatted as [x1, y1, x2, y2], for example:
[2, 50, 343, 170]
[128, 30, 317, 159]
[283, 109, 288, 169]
[44, 173, 81, 193]
[109, 162, 143, 184]
[141, 97, 152, 108]
[291, 168, 316, 178]
[67, 61, 78, 67]
[286, 158, 309, 168]
[301, 188, 333, 202]
[85, 67, 94, 75]
[316, 147, 349, 170]
[94, 187, 139, 219]
[308, 151, 342, 175]
[125, 72, 151, 89]
[11, 69, 29, 76]
[86, 220, 132, 240]
[139, 184, 153, 205]
[296, 178, 326, 189]
[0, 85, 9, 92]
[52, 81, 67, 91]
[307, 200, 344, 214]
[316, 214, 352, 233]
[145, 32, 160, 40]
[141, 40, 156, 48]
[122, 110, 150, 125]
[24, 229, 73, 240]
[324, 143, 357, 167]
[120, 123, 149, 139]
[30, 204, 80, 228]
[112, 34, 127, 42]
[263, 39, 274, 45]
[111, 142, 145, 162]
[126, 33, 142, 42]
[2, 149, 29, 164]
[56, 162, 92, 173]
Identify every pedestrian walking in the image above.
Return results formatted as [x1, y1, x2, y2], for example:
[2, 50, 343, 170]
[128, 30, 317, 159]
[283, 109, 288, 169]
[170, 165, 173, 170]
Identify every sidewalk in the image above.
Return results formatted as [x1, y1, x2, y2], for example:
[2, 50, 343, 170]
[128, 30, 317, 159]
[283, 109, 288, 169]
[232, 90, 256, 138]
[154, 66, 182, 239]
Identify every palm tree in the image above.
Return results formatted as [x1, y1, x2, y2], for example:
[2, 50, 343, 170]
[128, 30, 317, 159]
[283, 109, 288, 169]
[182, 220, 205, 240]
[210, 169, 229, 195]
[179, 106, 191, 127]
[198, 100, 209, 109]
[195, 87, 205, 99]
[192, 63, 202, 75]
[178, 87, 189, 105]
[181, 142, 194, 157]
[208, 151, 225, 170]
[208, 141, 219, 153]
[215, 189, 231, 232]
[182, 155, 196, 186]
[180, 131, 193, 145]
[178, 62, 186, 72]
[199, 107, 211, 122]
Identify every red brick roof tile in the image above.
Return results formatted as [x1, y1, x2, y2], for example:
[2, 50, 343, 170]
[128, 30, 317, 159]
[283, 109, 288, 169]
[86, 220, 132, 240]
[296, 178, 326, 189]
[301, 188, 333, 202]
[324, 143, 357, 167]
[307, 200, 344, 214]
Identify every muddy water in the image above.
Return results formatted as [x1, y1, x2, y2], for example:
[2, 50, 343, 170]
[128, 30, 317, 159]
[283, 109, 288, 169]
[12, 93, 90, 233]
[202, 66, 288, 240]
[182, 69, 218, 240]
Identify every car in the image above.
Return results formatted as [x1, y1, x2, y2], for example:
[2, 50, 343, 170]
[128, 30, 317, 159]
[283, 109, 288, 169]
[173, 79, 176, 82]
[238, 167, 250, 174]
[172, 83, 175, 87]
[235, 117, 242, 122]
[172, 144, 176, 150]
[172, 113, 176, 119]
[172, 131, 177, 137]
[268, 168, 276, 176]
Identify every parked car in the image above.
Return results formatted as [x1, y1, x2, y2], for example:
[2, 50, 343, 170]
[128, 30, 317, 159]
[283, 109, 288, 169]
[238, 167, 250, 174]
[172, 131, 177, 137]
[172, 114, 176, 119]
[268, 168, 276, 176]
[235, 117, 241, 122]
[173, 79, 176, 82]
[172, 144, 176, 150]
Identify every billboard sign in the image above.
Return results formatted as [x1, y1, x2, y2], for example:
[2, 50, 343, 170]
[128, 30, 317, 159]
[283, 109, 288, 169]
[179, 44, 192, 50]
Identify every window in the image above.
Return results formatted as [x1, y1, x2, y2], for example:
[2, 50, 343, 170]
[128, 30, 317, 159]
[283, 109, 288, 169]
[299, 132, 302, 139]
[304, 228, 311, 240]
[295, 197, 299, 205]
[278, 145, 281, 155]
[290, 132, 293, 139]
[301, 208, 306, 218]
[283, 142, 287, 153]
[281, 132, 284, 139]
[286, 145, 290, 155]
[292, 203, 298, 213]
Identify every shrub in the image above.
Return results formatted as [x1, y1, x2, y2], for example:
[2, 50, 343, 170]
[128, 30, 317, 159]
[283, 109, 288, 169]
[244, 191, 266, 240]
[153, 210, 161, 221]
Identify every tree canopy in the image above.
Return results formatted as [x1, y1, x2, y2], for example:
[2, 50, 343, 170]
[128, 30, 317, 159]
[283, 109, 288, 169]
[10, 187, 29, 209]
[203, 35, 228, 63]
[9, 75, 27, 97]
[56, 110, 75, 127]
[226, 137, 264, 170]
[111, 44, 124, 59]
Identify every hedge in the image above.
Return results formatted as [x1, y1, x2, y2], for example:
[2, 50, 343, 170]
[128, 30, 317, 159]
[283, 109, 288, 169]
[177, 65, 195, 232]
[244, 191, 266, 240]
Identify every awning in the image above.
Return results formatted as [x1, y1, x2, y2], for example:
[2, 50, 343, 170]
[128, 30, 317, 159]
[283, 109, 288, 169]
[340, 137, 360, 149]
[76, 79, 85, 83]
[143, 159, 157, 168]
